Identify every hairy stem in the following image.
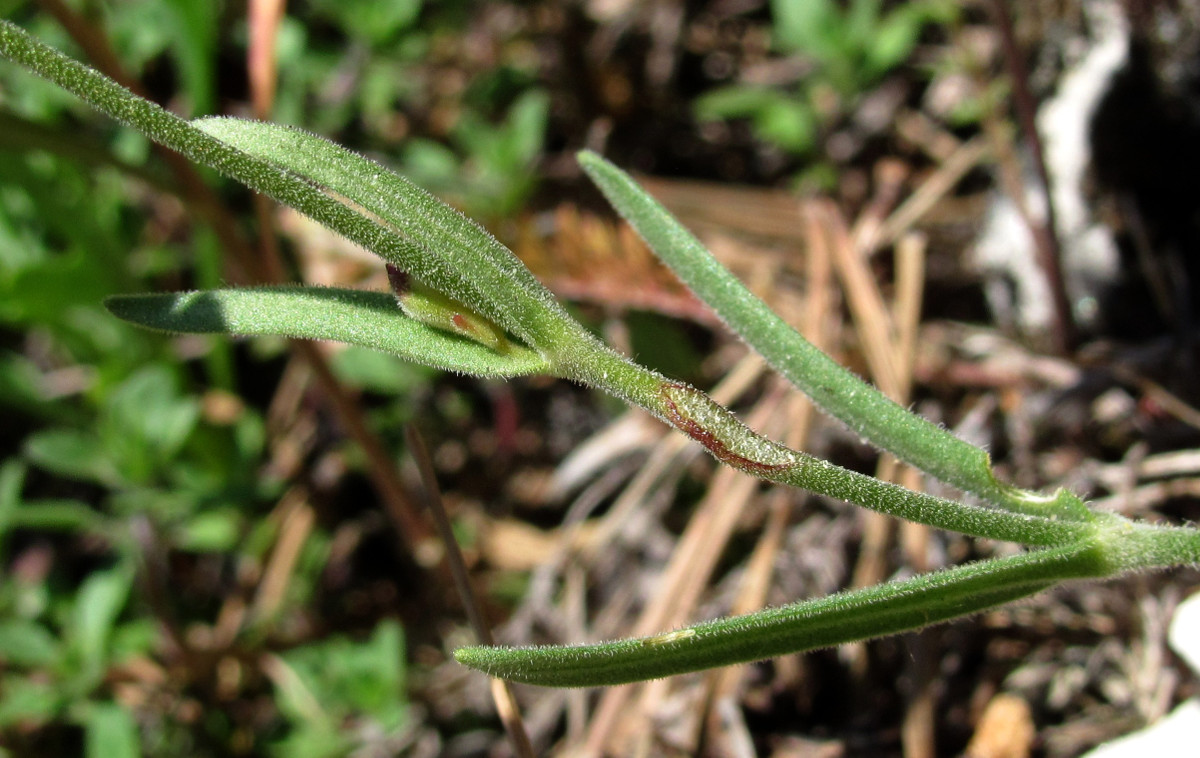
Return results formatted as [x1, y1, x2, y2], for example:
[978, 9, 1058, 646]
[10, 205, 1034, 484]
[568, 349, 1090, 546]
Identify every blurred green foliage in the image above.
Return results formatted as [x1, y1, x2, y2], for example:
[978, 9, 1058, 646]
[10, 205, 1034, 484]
[270, 0, 548, 219]
[268, 620, 407, 758]
[696, 0, 957, 161]
[0, 2, 541, 753]
[401, 88, 549, 219]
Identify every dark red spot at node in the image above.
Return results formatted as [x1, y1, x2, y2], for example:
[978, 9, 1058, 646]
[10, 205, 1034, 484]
[386, 264, 410, 296]
[659, 382, 789, 476]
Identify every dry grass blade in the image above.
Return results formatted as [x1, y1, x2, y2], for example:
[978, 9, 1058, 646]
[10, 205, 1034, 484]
[815, 199, 904, 400]
[584, 386, 791, 755]
[515, 204, 716, 325]
[876, 136, 990, 254]
[1091, 479, 1200, 514]
[1094, 448, 1200, 488]
[892, 234, 927, 388]
[705, 204, 840, 738]
[635, 176, 809, 243]
[250, 488, 316, 626]
[1112, 366, 1200, 433]
[248, 0, 286, 120]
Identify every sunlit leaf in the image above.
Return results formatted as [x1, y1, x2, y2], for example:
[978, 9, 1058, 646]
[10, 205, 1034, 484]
[105, 287, 550, 378]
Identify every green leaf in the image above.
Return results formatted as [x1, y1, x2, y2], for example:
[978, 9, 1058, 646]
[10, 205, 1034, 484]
[270, 726, 347, 758]
[160, 0, 218, 115]
[71, 564, 134, 675]
[694, 86, 785, 121]
[503, 89, 550, 167]
[0, 352, 58, 421]
[0, 619, 61, 668]
[755, 97, 817, 154]
[104, 287, 551, 378]
[0, 460, 22, 546]
[102, 365, 200, 481]
[864, 7, 927, 81]
[24, 428, 121, 487]
[846, 0, 885, 49]
[279, 619, 406, 723]
[8, 499, 103, 533]
[267, 622, 408, 758]
[109, 618, 158, 663]
[399, 138, 461, 195]
[457, 538, 1109, 686]
[174, 509, 243, 552]
[577, 150, 1092, 521]
[190, 117, 578, 351]
[693, 86, 817, 153]
[770, 0, 839, 57]
[312, 0, 422, 46]
[84, 702, 141, 758]
[0, 674, 60, 727]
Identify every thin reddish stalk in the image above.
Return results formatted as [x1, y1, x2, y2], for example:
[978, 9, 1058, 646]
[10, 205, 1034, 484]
[405, 427, 535, 758]
[986, 0, 1076, 353]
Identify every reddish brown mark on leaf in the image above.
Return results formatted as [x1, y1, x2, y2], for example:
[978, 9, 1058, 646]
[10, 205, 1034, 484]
[386, 263, 410, 296]
[659, 382, 789, 476]
[451, 313, 476, 334]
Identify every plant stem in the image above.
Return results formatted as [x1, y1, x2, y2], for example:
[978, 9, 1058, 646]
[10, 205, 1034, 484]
[1109, 521, 1200, 571]
[569, 348, 1090, 546]
[985, 0, 1075, 353]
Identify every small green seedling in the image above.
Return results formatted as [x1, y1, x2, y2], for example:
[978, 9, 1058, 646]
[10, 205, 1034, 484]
[3, 20, 1198, 688]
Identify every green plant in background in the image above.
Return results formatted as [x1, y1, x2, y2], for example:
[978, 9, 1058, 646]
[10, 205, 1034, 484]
[3, 18, 1198, 695]
[271, 0, 548, 219]
[400, 88, 550, 220]
[267, 620, 408, 758]
[696, 0, 955, 156]
[0, 14, 285, 751]
[0, 458, 149, 755]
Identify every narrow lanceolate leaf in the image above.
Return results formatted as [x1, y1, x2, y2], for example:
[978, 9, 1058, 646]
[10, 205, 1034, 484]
[104, 289, 550, 378]
[456, 537, 1111, 687]
[578, 150, 1091, 522]
[192, 117, 592, 353]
